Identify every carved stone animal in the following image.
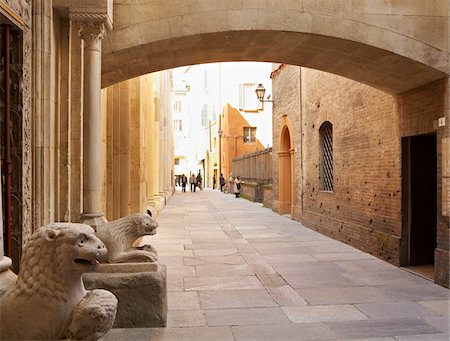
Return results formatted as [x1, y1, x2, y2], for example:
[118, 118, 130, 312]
[0, 223, 118, 340]
[96, 213, 159, 263]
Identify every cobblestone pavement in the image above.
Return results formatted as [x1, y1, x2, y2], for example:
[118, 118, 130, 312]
[104, 189, 449, 341]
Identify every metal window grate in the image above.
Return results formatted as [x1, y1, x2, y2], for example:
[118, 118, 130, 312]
[320, 122, 333, 191]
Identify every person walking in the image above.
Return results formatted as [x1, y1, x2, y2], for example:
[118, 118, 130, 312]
[234, 176, 241, 198]
[190, 173, 196, 192]
[181, 174, 187, 192]
[219, 173, 225, 192]
[212, 175, 216, 189]
[196, 172, 203, 190]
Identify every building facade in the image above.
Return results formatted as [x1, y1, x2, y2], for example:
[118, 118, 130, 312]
[0, 0, 448, 291]
[272, 64, 449, 288]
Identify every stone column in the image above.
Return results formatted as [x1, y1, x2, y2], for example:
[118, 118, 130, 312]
[78, 21, 108, 228]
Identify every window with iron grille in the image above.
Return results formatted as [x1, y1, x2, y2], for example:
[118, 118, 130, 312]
[319, 121, 333, 191]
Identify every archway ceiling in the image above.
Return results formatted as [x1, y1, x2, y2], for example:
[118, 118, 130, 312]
[102, 30, 447, 94]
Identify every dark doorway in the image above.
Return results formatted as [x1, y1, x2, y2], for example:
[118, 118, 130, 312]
[403, 134, 437, 266]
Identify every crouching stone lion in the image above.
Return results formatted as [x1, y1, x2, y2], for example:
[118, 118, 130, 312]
[96, 213, 159, 263]
[0, 223, 118, 340]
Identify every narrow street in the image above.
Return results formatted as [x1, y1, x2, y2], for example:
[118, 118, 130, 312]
[105, 189, 449, 341]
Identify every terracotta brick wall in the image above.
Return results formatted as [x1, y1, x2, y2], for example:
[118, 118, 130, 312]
[272, 65, 302, 218]
[398, 79, 448, 287]
[300, 68, 402, 263]
[272, 65, 449, 287]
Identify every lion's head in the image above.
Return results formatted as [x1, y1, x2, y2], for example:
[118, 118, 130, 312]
[17, 223, 107, 297]
[130, 213, 158, 237]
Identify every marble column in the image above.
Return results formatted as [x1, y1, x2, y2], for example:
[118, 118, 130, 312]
[78, 22, 108, 228]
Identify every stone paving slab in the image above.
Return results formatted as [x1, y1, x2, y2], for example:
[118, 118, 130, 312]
[231, 322, 336, 341]
[266, 285, 308, 306]
[282, 272, 359, 288]
[295, 286, 393, 305]
[326, 318, 442, 339]
[418, 300, 450, 315]
[167, 310, 206, 327]
[204, 307, 290, 326]
[184, 254, 247, 266]
[184, 275, 263, 291]
[395, 334, 450, 341]
[195, 264, 254, 276]
[354, 301, 441, 320]
[168, 291, 200, 310]
[199, 289, 277, 309]
[104, 189, 450, 340]
[282, 305, 368, 323]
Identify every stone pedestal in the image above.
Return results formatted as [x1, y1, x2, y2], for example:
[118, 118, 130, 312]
[83, 262, 167, 328]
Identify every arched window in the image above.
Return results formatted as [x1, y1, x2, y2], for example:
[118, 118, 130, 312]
[319, 121, 333, 191]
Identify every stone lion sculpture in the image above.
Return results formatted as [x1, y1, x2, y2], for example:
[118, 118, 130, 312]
[96, 213, 159, 263]
[0, 223, 118, 340]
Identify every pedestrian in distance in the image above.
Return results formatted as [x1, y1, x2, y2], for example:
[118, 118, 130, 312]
[219, 173, 225, 192]
[181, 174, 187, 192]
[234, 176, 241, 198]
[196, 172, 203, 190]
[190, 173, 196, 192]
[212, 175, 216, 189]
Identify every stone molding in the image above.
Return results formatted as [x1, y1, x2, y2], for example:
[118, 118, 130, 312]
[54, 0, 113, 30]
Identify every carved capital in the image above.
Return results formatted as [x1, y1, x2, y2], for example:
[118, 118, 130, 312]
[76, 21, 107, 48]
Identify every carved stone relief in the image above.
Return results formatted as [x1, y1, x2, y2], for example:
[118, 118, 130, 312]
[1, 0, 31, 25]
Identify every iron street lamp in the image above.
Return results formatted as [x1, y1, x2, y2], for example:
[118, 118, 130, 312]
[255, 83, 274, 103]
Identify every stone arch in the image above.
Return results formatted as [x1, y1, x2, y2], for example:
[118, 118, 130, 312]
[102, 2, 447, 92]
[278, 115, 295, 218]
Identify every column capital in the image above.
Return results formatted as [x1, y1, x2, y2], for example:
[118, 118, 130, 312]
[75, 20, 107, 46]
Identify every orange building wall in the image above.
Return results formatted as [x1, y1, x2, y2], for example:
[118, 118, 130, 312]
[220, 104, 265, 179]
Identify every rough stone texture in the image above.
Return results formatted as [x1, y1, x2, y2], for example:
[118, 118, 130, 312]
[96, 213, 158, 263]
[102, 1, 448, 93]
[83, 263, 168, 328]
[0, 223, 117, 341]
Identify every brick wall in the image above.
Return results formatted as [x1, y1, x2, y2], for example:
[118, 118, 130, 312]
[272, 66, 449, 287]
[300, 68, 402, 263]
[398, 79, 448, 287]
[272, 65, 302, 219]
